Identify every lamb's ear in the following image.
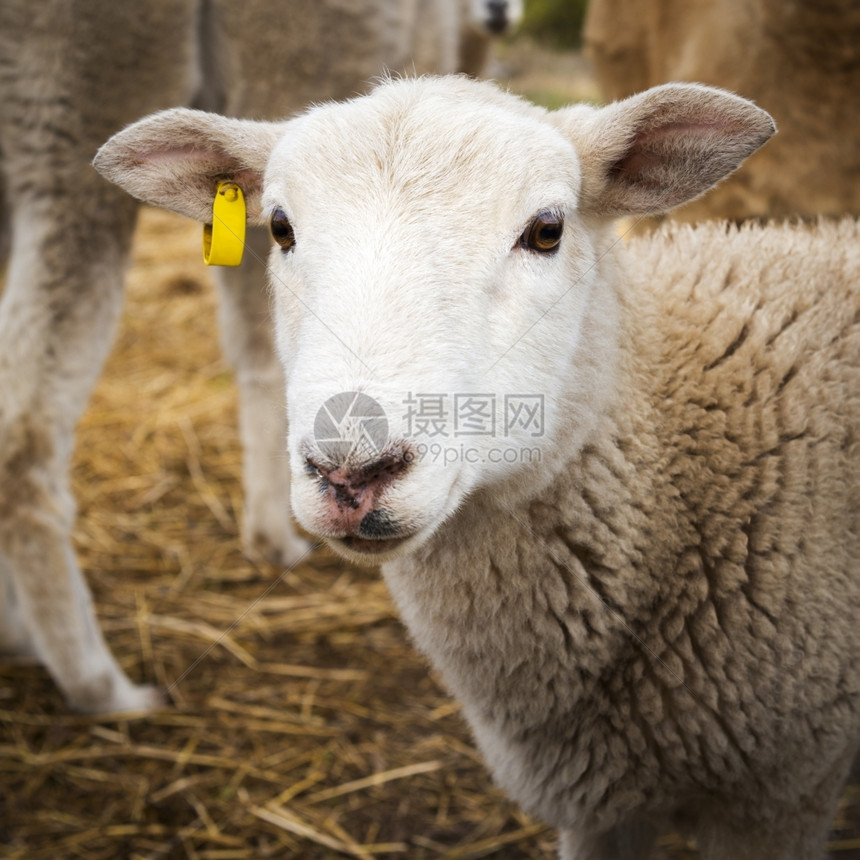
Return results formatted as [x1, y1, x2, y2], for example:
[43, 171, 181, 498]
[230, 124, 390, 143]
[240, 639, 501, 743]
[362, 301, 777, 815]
[552, 83, 776, 218]
[93, 108, 288, 223]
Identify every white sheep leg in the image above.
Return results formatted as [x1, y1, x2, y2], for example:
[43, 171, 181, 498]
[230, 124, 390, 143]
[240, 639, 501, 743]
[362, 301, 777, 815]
[0, 493, 161, 714]
[0, 0, 201, 712]
[0, 557, 34, 657]
[212, 226, 311, 566]
[0, 193, 161, 713]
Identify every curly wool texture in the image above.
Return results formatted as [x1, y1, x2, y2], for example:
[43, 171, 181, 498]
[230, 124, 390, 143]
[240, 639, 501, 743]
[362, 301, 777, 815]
[384, 218, 860, 855]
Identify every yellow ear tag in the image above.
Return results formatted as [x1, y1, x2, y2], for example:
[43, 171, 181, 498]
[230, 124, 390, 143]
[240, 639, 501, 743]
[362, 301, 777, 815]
[203, 181, 246, 266]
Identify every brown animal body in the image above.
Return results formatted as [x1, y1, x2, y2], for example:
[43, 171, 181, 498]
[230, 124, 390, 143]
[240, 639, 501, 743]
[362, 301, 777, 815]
[584, 0, 860, 222]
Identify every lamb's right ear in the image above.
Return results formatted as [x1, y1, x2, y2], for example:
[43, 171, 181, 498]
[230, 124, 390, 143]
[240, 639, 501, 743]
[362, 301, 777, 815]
[93, 108, 288, 223]
[552, 83, 776, 218]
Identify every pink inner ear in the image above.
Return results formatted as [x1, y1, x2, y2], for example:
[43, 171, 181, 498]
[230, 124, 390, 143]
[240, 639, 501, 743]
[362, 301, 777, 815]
[227, 168, 264, 195]
[137, 145, 251, 185]
[137, 143, 215, 164]
[601, 111, 772, 215]
[609, 147, 661, 181]
[574, 83, 775, 218]
[136, 147, 264, 211]
[611, 120, 725, 180]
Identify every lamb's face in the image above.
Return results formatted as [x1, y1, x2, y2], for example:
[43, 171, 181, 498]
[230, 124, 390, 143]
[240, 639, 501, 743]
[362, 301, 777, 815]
[95, 77, 774, 565]
[262, 80, 601, 564]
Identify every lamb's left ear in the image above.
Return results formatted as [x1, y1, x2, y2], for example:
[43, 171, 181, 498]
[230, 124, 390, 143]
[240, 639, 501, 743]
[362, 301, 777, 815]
[94, 108, 288, 223]
[552, 83, 776, 218]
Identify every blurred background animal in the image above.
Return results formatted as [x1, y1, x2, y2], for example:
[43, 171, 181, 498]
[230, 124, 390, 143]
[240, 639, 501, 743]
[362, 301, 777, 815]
[584, 0, 860, 225]
[459, 0, 524, 76]
[0, 0, 469, 714]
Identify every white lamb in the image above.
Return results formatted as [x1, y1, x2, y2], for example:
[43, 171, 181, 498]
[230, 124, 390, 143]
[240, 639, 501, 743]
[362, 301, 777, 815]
[96, 76, 859, 858]
[0, 0, 459, 714]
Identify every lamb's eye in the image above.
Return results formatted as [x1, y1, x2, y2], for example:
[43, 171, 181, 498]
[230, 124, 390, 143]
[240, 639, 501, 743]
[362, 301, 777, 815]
[520, 211, 564, 254]
[270, 208, 295, 251]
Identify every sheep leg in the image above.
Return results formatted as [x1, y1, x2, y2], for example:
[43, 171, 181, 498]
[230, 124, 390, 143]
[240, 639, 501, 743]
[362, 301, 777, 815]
[200, 1, 362, 568]
[0, 556, 35, 658]
[558, 821, 658, 859]
[0, 187, 164, 713]
[0, 0, 199, 711]
[211, 226, 311, 566]
[0, 471, 162, 714]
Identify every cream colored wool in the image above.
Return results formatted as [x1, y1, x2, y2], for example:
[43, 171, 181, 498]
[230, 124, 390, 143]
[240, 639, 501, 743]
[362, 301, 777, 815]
[386, 218, 860, 858]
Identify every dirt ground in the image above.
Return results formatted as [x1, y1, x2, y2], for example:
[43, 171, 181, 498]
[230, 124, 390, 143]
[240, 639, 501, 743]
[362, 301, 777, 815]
[1, 41, 858, 860]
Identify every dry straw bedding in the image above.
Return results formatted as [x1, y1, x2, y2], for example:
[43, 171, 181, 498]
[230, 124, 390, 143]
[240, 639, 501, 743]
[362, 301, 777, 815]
[2, 50, 859, 856]
[3, 206, 858, 860]
[0, 209, 561, 860]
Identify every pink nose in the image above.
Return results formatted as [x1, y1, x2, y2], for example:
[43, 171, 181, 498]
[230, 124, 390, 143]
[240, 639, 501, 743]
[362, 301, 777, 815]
[306, 451, 409, 537]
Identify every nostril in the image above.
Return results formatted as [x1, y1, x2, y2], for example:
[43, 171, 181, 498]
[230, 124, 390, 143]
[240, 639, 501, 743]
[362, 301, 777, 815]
[360, 452, 409, 486]
[334, 483, 360, 509]
[305, 441, 413, 516]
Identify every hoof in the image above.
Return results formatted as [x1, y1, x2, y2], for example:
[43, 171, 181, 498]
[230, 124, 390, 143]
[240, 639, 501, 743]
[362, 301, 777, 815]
[244, 528, 315, 568]
[68, 679, 167, 716]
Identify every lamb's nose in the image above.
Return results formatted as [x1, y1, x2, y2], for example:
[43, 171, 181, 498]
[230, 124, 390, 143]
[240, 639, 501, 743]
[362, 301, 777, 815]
[306, 449, 409, 514]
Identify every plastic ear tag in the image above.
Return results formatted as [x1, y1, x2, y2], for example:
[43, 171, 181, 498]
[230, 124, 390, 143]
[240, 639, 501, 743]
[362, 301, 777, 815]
[203, 181, 246, 266]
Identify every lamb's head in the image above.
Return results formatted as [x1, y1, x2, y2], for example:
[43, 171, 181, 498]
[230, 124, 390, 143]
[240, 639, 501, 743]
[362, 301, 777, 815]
[465, 0, 524, 36]
[95, 76, 774, 564]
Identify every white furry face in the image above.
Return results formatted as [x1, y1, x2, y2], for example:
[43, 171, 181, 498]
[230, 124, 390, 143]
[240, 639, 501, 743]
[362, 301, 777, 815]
[262, 79, 599, 563]
[96, 75, 774, 565]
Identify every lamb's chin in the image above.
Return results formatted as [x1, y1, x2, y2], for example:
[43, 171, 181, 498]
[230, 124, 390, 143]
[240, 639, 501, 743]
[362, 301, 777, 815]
[323, 504, 456, 564]
[326, 535, 409, 564]
[325, 531, 432, 565]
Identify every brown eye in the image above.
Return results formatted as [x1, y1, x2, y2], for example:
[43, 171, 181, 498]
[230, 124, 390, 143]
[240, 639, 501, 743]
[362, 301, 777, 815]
[520, 211, 564, 254]
[270, 208, 295, 251]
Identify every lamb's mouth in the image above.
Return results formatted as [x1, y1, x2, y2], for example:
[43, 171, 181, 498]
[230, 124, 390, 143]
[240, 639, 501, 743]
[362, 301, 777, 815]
[332, 535, 410, 556]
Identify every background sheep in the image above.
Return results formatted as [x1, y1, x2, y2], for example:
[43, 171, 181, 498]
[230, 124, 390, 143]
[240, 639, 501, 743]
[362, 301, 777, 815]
[96, 75, 859, 858]
[0, 0, 459, 714]
[458, 0, 524, 76]
[409, 0, 522, 79]
[584, 0, 860, 223]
